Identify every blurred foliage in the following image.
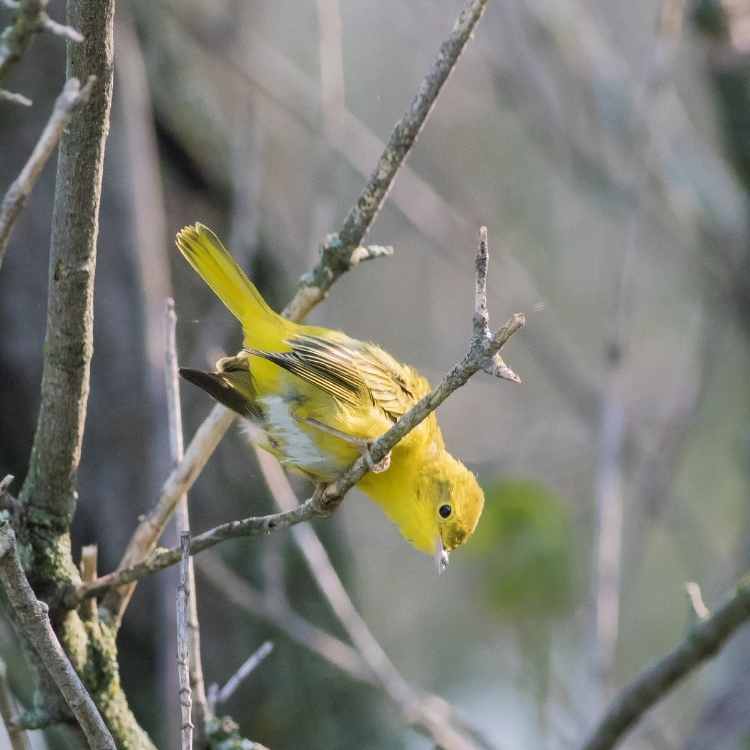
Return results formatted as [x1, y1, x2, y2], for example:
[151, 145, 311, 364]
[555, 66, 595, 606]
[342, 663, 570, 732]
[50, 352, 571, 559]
[468, 477, 577, 723]
[470, 478, 575, 621]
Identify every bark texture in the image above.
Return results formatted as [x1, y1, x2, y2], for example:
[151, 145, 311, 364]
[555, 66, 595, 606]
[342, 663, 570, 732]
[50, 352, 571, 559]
[13, 0, 156, 746]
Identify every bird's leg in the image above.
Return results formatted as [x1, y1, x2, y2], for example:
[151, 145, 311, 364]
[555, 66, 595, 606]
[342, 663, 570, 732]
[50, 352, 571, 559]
[216, 350, 251, 373]
[304, 418, 391, 473]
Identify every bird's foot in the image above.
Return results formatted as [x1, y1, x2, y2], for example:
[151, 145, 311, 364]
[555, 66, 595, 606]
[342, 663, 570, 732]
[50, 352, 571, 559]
[361, 443, 391, 474]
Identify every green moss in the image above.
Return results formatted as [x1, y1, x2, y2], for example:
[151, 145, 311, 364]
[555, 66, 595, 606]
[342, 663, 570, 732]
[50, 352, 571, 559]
[470, 477, 576, 619]
[18, 509, 80, 599]
[14, 503, 156, 747]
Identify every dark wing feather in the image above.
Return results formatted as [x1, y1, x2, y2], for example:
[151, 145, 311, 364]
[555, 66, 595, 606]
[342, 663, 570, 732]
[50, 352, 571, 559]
[180, 367, 262, 419]
[248, 334, 423, 421]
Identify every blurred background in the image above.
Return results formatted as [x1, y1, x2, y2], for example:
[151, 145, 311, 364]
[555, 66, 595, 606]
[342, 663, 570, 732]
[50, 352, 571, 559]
[2, 0, 750, 747]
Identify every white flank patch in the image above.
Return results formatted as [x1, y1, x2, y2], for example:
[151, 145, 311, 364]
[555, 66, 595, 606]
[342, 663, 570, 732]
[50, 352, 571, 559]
[258, 395, 329, 470]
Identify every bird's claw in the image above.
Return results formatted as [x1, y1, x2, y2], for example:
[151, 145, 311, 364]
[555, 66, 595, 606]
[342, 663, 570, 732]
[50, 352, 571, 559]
[363, 444, 391, 473]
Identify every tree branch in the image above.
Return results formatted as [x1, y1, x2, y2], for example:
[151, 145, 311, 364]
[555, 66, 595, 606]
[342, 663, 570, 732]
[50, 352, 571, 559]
[581, 575, 750, 750]
[209, 641, 274, 710]
[68, 227, 524, 604]
[197, 552, 373, 683]
[18, 0, 114, 557]
[0, 521, 115, 750]
[9, 2, 156, 746]
[0, 76, 94, 269]
[101, 404, 236, 621]
[166, 300, 208, 742]
[0, 88, 29, 104]
[0, 0, 83, 87]
[283, 0, 489, 322]
[176, 533, 193, 750]
[102, 0, 492, 621]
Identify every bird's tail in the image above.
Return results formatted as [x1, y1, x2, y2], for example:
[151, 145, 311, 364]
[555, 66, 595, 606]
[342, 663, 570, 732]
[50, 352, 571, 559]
[175, 223, 289, 349]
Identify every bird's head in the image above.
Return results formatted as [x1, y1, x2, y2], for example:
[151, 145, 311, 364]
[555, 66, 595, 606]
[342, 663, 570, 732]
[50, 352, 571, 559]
[425, 454, 484, 573]
[366, 450, 484, 573]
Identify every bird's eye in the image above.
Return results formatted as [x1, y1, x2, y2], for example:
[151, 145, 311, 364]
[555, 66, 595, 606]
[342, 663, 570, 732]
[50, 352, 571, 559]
[438, 503, 452, 519]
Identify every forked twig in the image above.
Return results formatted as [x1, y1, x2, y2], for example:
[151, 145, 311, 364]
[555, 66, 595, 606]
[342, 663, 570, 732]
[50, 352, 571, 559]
[0, 0, 84, 86]
[0, 76, 95, 269]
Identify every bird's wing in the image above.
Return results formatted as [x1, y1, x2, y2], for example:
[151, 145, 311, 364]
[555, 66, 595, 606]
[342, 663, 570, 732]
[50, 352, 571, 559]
[248, 334, 426, 422]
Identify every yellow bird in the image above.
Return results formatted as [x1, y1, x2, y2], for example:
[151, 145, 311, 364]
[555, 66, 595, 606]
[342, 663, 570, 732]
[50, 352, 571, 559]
[176, 224, 484, 571]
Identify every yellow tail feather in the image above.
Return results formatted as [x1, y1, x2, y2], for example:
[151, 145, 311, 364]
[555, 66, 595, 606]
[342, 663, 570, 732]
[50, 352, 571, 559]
[176, 223, 288, 349]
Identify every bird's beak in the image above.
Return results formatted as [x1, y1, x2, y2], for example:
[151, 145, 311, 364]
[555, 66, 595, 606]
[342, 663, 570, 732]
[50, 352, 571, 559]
[435, 536, 449, 575]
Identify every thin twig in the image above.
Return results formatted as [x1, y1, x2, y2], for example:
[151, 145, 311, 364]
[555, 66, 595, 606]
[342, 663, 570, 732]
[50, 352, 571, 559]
[197, 553, 496, 750]
[253, 441, 411, 705]
[103, 0, 491, 620]
[18, 0, 114, 558]
[211, 641, 274, 708]
[283, 0, 490, 322]
[176, 533, 193, 750]
[0, 0, 83, 84]
[11, 1, 152, 743]
[69, 228, 524, 604]
[101, 405, 235, 621]
[581, 575, 750, 750]
[0, 76, 94, 269]
[166, 299, 208, 739]
[0, 88, 31, 105]
[197, 552, 372, 683]
[0, 522, 116, 750]
[685, 582, 710, 623]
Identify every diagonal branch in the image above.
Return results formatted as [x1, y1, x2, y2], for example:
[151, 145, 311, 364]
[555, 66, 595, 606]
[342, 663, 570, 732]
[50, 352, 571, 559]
[198, 552, 497, 749]
[68, 227, 524, 605]
[0, 76, 94, 269]
[100, 405, 235, 621]
[581, 575, 750, 750]
[209, 640, 274, 709]
[101, 0, 492, 623]
[250, 434, 496, 750]
[197, 551, 372, 683]
[0, 88, 30, 104]
[0, 0, 83, 88]
[0, 521, 115, 750]
[284, 0, 490, 321]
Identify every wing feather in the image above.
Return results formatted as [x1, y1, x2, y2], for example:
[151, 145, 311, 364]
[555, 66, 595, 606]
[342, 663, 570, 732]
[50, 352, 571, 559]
[248, 334, 426, 421]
